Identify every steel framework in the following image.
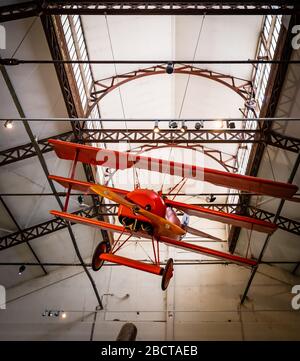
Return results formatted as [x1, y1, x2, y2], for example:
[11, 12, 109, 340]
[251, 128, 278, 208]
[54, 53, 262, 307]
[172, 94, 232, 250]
[89, 64, 253, 116]
[41, 14, 110, 248]
[1, 1, 299, 22]
[228, 13, 300, 254]
[1, 129, 300, 170]
[1, 203, 300, 252]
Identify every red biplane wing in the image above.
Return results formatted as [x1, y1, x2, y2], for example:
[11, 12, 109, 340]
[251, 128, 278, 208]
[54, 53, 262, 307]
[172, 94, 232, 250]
[49, 139, 298, 200]
[50, 210, 257, 268]
[165, 199, 277, 234]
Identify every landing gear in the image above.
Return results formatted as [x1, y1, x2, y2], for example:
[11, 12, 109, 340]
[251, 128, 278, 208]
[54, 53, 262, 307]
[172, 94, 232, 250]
[92, 241, 111, 271]
[161, 258, 174, 291]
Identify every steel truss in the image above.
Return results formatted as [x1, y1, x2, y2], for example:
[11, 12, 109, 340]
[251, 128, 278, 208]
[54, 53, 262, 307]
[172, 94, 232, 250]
[1, 1, 299, 22]
[1, 203, 299, 251]
[89, 64, 252, 116]
[1, 128, 299, 169]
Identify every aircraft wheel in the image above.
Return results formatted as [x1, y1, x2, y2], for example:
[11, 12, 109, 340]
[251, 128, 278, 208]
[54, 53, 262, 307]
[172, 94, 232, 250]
[92, 241, 110, 271]
[161, 258, 174, 291]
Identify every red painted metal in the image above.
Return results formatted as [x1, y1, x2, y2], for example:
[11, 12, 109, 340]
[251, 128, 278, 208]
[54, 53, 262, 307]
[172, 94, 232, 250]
[50, 210, 152, 239]
[63, 149, 79, 212]
[88, 64, 252, 116]
[50, 210, 257, 268]
[49, 139, 298, 199]
[100, 253, 164, 275]
[165, 199, 277, 234]
[50, 174, 277, 234]
[49, 174, 128, 195]
[159, 236, 257, 267]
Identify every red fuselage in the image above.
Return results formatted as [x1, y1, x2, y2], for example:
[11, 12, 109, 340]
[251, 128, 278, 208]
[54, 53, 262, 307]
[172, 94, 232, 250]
[118, 188, 182, 238]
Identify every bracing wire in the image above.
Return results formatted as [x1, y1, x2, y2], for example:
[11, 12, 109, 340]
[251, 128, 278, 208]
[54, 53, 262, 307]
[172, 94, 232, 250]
[104, 15, 140, 188]
[178, 15, 206, 119]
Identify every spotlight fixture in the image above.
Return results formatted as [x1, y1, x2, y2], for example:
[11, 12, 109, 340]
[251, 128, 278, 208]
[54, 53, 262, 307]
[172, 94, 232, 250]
[180, 121, 187, 133]
[4, 120, 13, 129]
[77, 195, 84, 205]
[153, 120, 160, 133]
[169, 120, 178, 129]
[215, 120, 224, 128]
[226, 120, 236, 129]
[195, 121, 204, 130]
[206, 194, 216, 203]
[18, 265, 26, 275]
[42, 309, 62, 318]
[166, 62, 174, 74]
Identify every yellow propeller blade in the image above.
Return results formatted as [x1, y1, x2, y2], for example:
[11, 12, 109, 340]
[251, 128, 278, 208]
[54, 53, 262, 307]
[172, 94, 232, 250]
[90, 184, 185, 237]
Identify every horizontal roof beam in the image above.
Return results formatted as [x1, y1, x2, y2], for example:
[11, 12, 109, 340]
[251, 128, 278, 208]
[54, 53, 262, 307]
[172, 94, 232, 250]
[1, 1, 299, 22]
[1, 129, 299, 167]
[1, 203, 299, 251]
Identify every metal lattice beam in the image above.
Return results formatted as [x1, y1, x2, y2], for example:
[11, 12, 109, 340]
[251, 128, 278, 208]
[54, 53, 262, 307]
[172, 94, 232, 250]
[0, 131, 73, 167]
[1, 1, 300, 22]
[41, 14, 110, 246]
[1, 128, 299, 168]
[1, 203, 300, 251]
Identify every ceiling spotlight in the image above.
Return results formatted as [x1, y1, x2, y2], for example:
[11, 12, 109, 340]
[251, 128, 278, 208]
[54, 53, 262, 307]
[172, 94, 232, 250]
[166, 62, 174, 74]
[18, 264, 26, 275]
[4, 120, 13, 129]
[61, 312, 67, 319]
[195, 121, 204, 130]
[153, 120, 160, 133]
[180, 121, 187, 133]
[206, 194, 216, 203]
[214, 120, 224, 128]
[169, 120, 178, 129]
[226, 121, 236, 129]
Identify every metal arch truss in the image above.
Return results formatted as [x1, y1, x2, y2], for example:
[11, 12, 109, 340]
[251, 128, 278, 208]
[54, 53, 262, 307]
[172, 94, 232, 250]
[126, 143, 238, 173]
[1, 203, 300, 251]
[88, 64, 253, 116]
[1, 1, 299, 22]
[1, 128, 300, 168]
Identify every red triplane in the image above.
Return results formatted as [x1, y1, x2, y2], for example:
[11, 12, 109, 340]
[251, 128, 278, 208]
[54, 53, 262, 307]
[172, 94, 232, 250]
[48, 139, 299, 290]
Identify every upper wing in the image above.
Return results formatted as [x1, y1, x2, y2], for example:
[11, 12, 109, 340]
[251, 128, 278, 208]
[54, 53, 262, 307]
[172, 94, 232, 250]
[165, 199, 277, 234]
[49, 139, 298, 199]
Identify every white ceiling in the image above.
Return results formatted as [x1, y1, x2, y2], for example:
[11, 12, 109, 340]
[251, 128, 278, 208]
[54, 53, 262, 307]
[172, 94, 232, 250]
[1, 13, 299, 293]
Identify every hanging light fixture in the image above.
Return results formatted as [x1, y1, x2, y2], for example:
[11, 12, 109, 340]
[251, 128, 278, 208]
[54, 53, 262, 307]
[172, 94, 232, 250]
[169, 120, 178, 129]
[206, 194, 216, 203]
[226, 120, 236, 129]
[166, 62, 174, 74]
[195, 120, 204, 130]
[18, 265, 26, 275]
[4, 120, 13, 129]
[180, 121, 187, 133]
[153, 120, 160, 133]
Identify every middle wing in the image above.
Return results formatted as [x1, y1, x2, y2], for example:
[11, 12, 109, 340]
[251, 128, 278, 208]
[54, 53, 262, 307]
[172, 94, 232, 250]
[165, 199, 277, 234]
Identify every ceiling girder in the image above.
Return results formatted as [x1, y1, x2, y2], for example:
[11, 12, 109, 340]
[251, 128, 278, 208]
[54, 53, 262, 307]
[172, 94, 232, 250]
[1, 203, 299, 252]
[1, 1, 300, 22]
[1, 128, 300, 168]
[228, 13, 300, 254]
